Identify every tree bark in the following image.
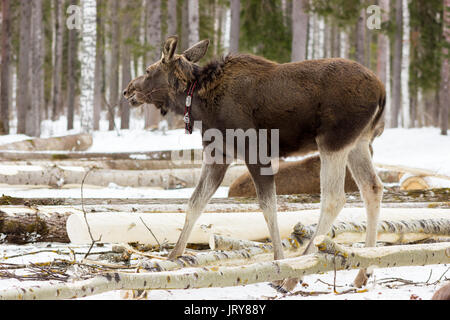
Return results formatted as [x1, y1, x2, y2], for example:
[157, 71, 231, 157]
[355, 7, 366, 65]
[229, 0, 240, 54]
[67, 0, 78, 131]
[93, 0, 104, 131]
[80, 0, 97, 134]
[108, 0, 120, 131]
[167, 0, 177, 36]
[0, 133, 93, 151]
[377, 0, 391, 127]
[144, 0, 162, 129]
[1, 237, 449, 300]
[291, 0, 308, 61]
[439, 0, 450, 135]
[17, 0, 32, 134]
[120, 2, 133, 130]
[391, 0, 403, 128]
[188, 0, 200, 47]
[0, 0, 11, 135]
[401, 0, 410, 128]
[0, 210, 71, 244]
[27, 0, 44, 137]
[51, 0, 64, 121]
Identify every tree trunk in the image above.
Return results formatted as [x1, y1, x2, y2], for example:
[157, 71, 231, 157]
[391, 0, 403, 128]
[165, 0, 178, 129]
[401, 0, 410, 128]
[0, 0, 11, 135]
[440, 0, 450, 135]
[229, 0, 240, 54]
[28, 0, 44, 137]
[17, 0, 32, 134]
[377, 0, 391, 127]
[93, 0, 104, 131]
[167, 0, 177, 36]
[120, 2, 133, 130]
[67, 0, 78, 131]
[291, 0, 308, 61]
[80, 0, 97, 134]
[145, 0, 162, 129]
[188, 0, 199, 47]
[51, 0, 64, 121]
[108, 0, 120, 131]
[355, 7, 366, 65]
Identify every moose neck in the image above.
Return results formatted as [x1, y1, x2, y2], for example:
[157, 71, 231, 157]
[170, 84, 204, 123]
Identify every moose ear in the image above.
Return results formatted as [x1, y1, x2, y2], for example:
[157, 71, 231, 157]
[183, 39, 210, 62]
[162, 36, 178, 63]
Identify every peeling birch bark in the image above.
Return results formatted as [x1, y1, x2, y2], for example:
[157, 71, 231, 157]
[1, 237, 449, 300]
[292, 218, 450, 245]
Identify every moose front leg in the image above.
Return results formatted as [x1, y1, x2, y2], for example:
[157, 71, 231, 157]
[168, 161, 230, 260]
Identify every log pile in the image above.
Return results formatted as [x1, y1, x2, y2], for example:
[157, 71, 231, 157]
[1, 236, 449, 300]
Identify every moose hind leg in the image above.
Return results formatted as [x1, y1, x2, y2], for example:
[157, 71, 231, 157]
[347, 140, 383, 287]
[168, 162, 229, 259]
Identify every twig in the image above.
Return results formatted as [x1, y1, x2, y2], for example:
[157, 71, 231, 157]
[139, 217, 161, 249]
[102, 94, 121, 136]
[80, 167, 102, 259]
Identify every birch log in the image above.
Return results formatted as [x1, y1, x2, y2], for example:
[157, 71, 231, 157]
[66, 208, 450, 245]
[0, 134, 93, 152]
[1, 237, 449, 300]
[292, 218, 450, 245]
[0, 165, 247, 188]
[0, 209, 71, 243]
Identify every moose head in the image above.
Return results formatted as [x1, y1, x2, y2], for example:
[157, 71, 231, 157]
[123, 36, 209, 116]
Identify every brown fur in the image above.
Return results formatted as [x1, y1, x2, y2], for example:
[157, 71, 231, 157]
[124, 37, 386, 291]
[228, 155, 359, 197]
[124, 37, 386, 158]
[432, 282, 450, 300]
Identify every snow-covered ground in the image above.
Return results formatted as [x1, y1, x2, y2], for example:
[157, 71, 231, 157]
[0, 116, 449, 300]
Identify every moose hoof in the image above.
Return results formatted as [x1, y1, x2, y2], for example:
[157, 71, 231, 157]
[269, 278, 299, 294]
[353, 269, 370, 288]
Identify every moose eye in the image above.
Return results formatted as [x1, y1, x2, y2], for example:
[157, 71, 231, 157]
[146, 70, 150, 75]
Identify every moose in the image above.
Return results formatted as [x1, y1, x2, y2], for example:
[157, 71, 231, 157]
[123, 36, 386, 292]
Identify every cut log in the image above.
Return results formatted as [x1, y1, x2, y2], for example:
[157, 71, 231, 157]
[375, 163, 450, 182]
[1, 187, 449, 207]
[1, 237, 449, 300]
[66, 208, 450, 245]
[0, 134, 93, 152]
[0, 159, 203, 171]
[228, 155, 359, 197]
[0, 148, 202, 161]
[0, 207, 73, 243]
[400, 173, 450, 190]
[0, 164, 247, 188]
[66, 211, 311, 245]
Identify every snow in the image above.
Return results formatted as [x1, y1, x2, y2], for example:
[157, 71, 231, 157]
[0, 118, 449, 300]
